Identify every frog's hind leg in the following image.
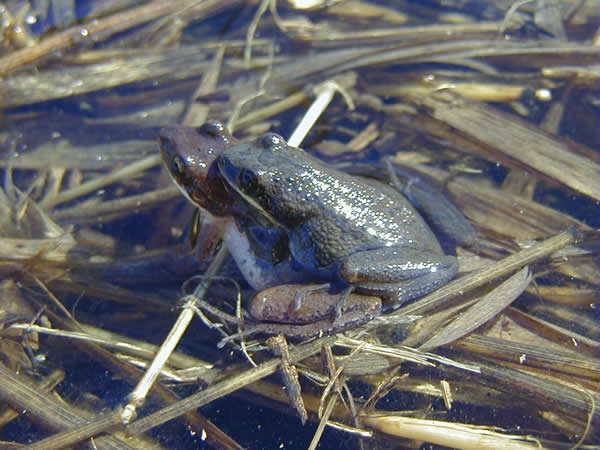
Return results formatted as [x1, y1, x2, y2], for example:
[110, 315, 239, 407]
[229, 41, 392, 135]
[384, 158, 477, 248]
[354, 272, 455, 311]
[340, 246, 458, 309]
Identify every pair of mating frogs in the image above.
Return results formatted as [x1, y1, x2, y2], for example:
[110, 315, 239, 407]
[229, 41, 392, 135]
[159, 122, 475, 337]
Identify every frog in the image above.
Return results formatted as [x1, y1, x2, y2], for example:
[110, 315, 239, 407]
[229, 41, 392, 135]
[216, 132, 461, 308]
[160, 122, 471, 334]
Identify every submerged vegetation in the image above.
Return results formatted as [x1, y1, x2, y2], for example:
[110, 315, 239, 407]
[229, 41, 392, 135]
[0, 0, 598, 448]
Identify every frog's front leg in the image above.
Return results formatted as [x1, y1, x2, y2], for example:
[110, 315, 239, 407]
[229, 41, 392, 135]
[223, 221, 305, 290]
[339, 246, 458, 308]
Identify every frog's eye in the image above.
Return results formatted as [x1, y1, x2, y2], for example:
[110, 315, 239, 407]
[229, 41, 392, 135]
[259, 133, 283, 150]
[198, 121, 225, 139]
[171, 155, 186, 177]
[238, 169, 262, 197]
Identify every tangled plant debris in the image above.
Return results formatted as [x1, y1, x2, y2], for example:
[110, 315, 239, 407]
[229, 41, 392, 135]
[0, 1, 598, 448]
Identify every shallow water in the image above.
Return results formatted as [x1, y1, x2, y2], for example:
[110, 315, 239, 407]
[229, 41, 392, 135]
[0, 1, 598, 448]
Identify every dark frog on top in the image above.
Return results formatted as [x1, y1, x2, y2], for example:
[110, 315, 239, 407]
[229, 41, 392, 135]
[160, 122, 473, 313]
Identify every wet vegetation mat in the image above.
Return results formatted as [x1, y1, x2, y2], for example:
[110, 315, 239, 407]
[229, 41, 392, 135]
[0, 0, 598, 448]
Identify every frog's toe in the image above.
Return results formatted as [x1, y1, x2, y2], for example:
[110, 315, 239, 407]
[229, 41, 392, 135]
[293, 283, 330, 311]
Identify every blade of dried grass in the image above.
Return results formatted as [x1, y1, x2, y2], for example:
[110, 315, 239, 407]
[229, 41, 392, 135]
[0, 369, 63, 427]
[26, 410, 125, 450]
[52, 186, 179, 223]
[445, 174, 588, 238]
[420, 44, 599, 69]
[360, 414, 544, 449]
[334, 337, 480, 374]
[2, 139, 156, 171]
[0, 363, 136, 450]
[0, 0, 240, 75]
[400, 299, 478, 349]
[40, 154, 160, 210]
[295, 21, 504, 45]
[309, 393, 339, 450]
[181, 44, 226, 126]
[232, 90, 307, 131]
[391, 230, 575, 317]
[542, 64, 599, 89]
[553, 255, 599, 287]
[126, 336, 335, 436]
[455, 334, 600, 384]
[267, 335, 308, 424]
[504, 307, 599, 358]
[52, 276, 172, 310]
[0, 235, 76, 262]
[9, 323, 216, 377]
[528, 285, 598, 307]
[266, 40, 598, 91]
[464, 357, 599, 424]
[401, 93, 600, 201]
[0, 47, 213, 108]
[419, 267, 532, 351]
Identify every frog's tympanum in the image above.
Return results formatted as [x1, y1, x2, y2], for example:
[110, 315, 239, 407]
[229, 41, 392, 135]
[160, 122, 471, 335]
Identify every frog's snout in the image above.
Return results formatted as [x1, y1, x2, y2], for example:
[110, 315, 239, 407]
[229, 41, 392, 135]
[158, 128, 181, 159]
[158, 126, 180, 145]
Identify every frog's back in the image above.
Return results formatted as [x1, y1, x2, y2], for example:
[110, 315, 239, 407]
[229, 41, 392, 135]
[289, 157, 443, 267]
[218, 135, 444, 269]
